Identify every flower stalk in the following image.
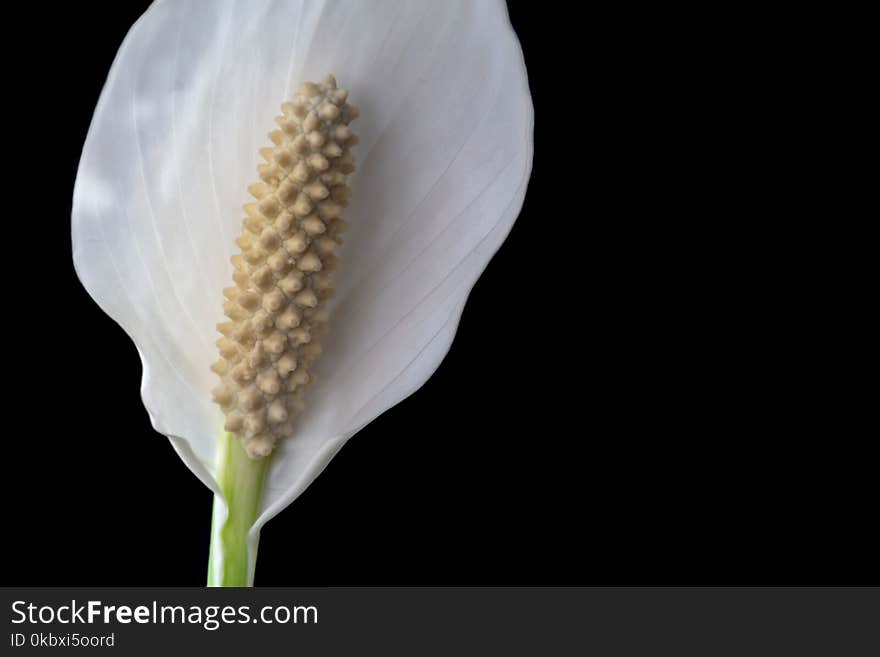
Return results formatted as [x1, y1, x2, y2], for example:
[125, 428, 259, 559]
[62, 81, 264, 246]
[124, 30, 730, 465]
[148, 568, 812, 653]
[207, 431, 270, 586]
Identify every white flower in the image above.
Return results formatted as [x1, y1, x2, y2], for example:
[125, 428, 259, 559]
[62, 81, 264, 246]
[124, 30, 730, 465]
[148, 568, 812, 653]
[72, 0, 532, 584]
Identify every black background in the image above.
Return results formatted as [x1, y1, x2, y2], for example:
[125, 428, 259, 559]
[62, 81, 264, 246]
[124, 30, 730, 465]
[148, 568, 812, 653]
[1, 1, 873, 586]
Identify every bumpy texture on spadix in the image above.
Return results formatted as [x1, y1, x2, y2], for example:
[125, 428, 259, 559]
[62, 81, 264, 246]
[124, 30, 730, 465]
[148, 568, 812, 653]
[211, 75, 358, 459]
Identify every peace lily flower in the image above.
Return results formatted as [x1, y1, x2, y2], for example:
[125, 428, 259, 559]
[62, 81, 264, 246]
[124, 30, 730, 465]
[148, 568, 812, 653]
[72, 0, 532, 586]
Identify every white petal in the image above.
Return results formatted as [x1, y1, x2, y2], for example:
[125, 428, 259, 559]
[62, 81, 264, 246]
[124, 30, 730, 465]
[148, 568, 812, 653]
[72, 0, 533, 526]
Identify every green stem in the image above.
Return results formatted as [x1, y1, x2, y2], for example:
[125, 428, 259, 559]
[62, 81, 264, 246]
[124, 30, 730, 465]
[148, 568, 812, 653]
[207, 432, 270, 587]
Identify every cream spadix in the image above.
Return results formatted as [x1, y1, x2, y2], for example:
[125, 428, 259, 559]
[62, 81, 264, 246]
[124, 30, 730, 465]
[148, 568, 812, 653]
[211, 75, 358, 459]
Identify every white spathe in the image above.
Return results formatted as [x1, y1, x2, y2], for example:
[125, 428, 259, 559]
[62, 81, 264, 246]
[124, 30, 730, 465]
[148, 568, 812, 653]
[72, 0, 532, 538]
